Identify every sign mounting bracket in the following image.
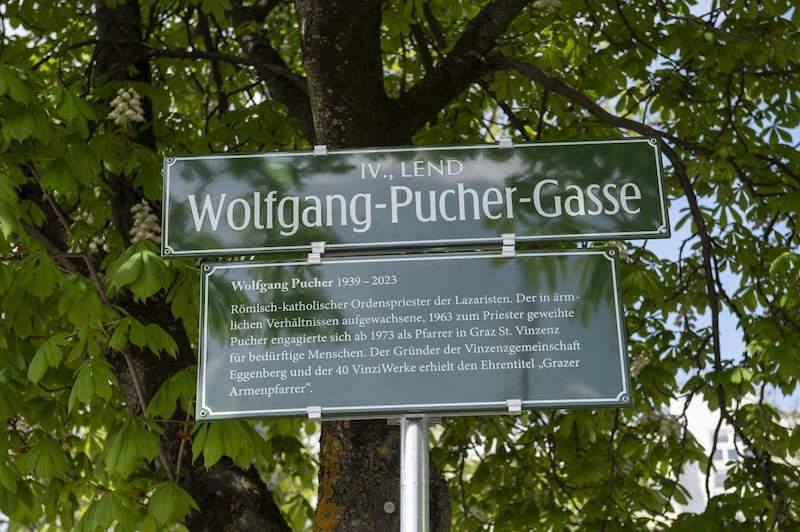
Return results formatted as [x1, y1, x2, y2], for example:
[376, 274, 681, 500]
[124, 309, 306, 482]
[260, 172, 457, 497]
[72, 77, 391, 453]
[502, 233, 516, 258]
[308, 241, 326, 264]
[507, 399, 522, 415]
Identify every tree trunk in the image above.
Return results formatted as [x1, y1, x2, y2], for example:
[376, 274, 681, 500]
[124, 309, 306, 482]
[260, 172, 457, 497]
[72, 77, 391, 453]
[294, 0, 394, 149]
[315, 420, 451, 531]
[294, 1, 452, 530]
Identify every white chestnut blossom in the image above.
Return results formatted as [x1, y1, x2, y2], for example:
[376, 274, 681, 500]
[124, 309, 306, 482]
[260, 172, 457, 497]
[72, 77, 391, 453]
[533, 0, 561, 13]
[107, 87, 145, 128]
[658, 415, 683, 438]
[70, 209, 106, 254]
[130, 200, 161, 244]
[629, 355, 649, 377]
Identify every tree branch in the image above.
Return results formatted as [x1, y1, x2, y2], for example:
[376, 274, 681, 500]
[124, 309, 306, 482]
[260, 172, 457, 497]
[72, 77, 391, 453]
[229, 0, 315, 142]
[391, 0, 530, 142]
[496, 54, 744, 445]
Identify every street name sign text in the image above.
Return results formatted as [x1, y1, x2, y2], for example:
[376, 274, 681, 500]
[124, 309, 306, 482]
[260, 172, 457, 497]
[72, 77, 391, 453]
[163, 138, 668, 258]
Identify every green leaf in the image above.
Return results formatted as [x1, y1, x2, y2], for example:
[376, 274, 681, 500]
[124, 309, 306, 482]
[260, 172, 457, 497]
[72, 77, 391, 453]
[25, 437, 70, 479]
[27, 348, 50, 384]
[769, 251, 798, 275]
[0, 196, 22, 243]
[0, 455, 19, 491]
[0, 385, 23, 421]
[28, 333, 69, 383]
[128, 316, 148, 348]
[202, 423, 225, 468]
[90, 492, 136, 530]
[106, 418, 160, 478]
[194, 420, 267, 470]
[147, 366, 197, 419]
[137, 514, 170, 532]
[40, 157, 79, 198]
[192, 421, 265, 470]
[145, 323, 179, 357]
[0, 489, 18, 517]
[108, 317, 131, 350]
[108, 242, 173, 302]
[109, 250, 144, 289]
[730, 367, 753, 384]
[147, 481, 198, 524]
[0, 176, 19, 205]
[0, 100, 51, 143]
[0, 64, 33, 103]
[45, 87, 96, 123]
[167, 269, 199, 328]
[29, 254, 61, 299]
[191, 423, 210, 464]
[12, 305, 32, 339]
[62, 278, 103, 334]
[68, 358, 118, 412]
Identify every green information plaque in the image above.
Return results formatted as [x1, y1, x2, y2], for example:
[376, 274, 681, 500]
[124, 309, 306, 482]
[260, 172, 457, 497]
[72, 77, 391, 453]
[163, 138, 668, 258]
[197, 248, 630, 420]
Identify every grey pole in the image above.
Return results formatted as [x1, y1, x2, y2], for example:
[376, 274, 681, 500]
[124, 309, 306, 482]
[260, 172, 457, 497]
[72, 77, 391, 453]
[400, 417, 430, 532]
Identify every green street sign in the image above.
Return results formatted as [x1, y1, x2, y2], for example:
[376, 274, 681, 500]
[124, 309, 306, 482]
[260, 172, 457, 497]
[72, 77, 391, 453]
[163, 138, 669, 258]
[197, 248, 631, 420]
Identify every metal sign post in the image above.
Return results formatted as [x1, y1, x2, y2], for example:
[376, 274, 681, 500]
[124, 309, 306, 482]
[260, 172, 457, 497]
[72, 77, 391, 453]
[400, 417, 430, 532]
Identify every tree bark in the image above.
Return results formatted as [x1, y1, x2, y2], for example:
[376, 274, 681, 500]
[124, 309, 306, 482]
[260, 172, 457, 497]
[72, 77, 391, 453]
[183, 459, 291, 532]
[315, 420, 451, 532]
[294, 2, 454, 530]
[295, 0, 393, 149]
